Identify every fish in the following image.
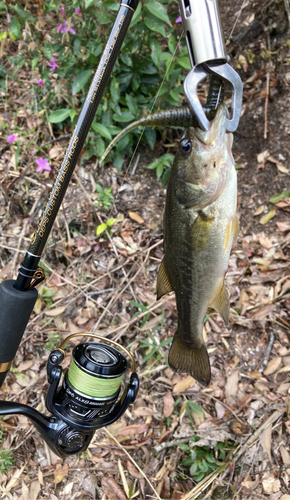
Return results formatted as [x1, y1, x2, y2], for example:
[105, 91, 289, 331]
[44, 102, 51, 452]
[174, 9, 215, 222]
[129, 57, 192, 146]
[157, 104, 238, 387]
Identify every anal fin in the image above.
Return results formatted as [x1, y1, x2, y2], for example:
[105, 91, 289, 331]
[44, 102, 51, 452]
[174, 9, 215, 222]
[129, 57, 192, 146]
[157, 259, 173, 300]
[210, 282, 230, 326]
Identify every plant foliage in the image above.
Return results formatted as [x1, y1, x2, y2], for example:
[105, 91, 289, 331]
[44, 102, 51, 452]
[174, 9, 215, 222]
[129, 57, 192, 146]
[1, 0, 189, 172]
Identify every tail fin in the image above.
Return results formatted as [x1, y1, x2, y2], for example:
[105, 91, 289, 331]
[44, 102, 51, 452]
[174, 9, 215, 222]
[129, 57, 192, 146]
[168, 332, 211, 387]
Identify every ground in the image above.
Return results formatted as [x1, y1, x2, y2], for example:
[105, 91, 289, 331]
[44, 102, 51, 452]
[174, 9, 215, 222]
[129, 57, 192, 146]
[0, 0, 290, 499]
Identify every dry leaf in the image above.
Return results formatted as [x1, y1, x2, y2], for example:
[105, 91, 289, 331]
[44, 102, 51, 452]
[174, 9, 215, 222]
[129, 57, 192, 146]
[262, 474, 280, 494]
[260, 423, 272, 461]
[17, 360, 34, 372]
[215, 401, 225, 419]
[173, 376, 195, 394]
[54, 463, 69, 484]
[263, 357, 282, 375]
[115, 423, 149, 436]
[118, 460, 130, 498]
[127, 459, 142, 479]
[45, 306, 66, 317]
[276, 164, 289, 173]
[281, 495, 290, 500]
[163, 391, 174, 418]
[257, 150, 269, 163]
[29, 480, 41, 500]
[253, 205, 266, 216]
[128, 211, 144, 224]
[241, 475, 259, 490]
[277, 221, 290, 232]
[259, 209, 276, 225]
[280, 445, 290, 466]
[133, 406, 153, 417]
[225, 369, 239, 404]
[101, 477, 127, 500]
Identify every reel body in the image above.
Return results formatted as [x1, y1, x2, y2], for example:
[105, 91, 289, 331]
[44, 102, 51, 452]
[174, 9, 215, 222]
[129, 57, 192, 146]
[0, 337, 139, 458]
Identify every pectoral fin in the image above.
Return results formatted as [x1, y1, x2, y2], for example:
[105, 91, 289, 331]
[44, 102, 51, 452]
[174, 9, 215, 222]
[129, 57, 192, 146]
[157, 259, 174, 300]
[210, 282, 230, 326]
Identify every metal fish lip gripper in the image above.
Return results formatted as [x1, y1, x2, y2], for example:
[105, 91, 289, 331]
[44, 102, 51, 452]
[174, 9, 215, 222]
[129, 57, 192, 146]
[178, 0, 243, 133]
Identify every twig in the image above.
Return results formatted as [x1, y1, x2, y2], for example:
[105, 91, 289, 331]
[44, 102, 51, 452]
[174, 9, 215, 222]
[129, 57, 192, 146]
[155, 437, 194, 454]
[264, 71, 270, 139]
[201, 393, 246, 426]
[42, 134, 71, 147]
[104, 428, 162, 500]
[259, 331, 274, 372]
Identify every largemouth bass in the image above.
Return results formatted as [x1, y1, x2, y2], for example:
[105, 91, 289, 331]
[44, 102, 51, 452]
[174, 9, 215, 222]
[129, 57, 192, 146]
[157, 104, 238, 387]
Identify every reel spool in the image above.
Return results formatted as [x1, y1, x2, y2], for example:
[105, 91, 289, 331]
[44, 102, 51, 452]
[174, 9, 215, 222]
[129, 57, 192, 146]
[0, 334, 139, 458]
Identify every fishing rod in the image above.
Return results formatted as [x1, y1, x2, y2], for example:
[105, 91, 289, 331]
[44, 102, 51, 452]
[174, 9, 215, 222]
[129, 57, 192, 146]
[0, 0, 242, 458]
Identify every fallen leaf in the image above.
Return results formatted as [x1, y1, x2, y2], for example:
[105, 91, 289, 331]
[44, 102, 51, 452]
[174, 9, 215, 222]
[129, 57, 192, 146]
[118, 460, 130, 498]
[262, 474, 280, 494]
[257, 150, 269, 163]
[276, 164, 289, 174]
[29, 480, 41, 500]
[17, 360, 34, 372]
[115, 423, 149, 436]
[173, 376, 195, 394]
[259, 209, 276, 224]
[280, 445, 290, 466]
[54, 463, 69, 484]
[264, 357, 282, 375]
[241, 475, 259, 490]
[260, 423, 272, 461]
[163, 391, 174, 418]
[133, 406, 153, 417]
[101, 477, 127, 500]
[128, 211, 144, 224]
[277, 221, 290, 232]
[215, 401, 225, 419]
[253, 205, 266, 216]
[45, 306, 66, 317]
[281, 495, 290, 500]
[127, 459, 142, 479]
[225, 369, 239, 404]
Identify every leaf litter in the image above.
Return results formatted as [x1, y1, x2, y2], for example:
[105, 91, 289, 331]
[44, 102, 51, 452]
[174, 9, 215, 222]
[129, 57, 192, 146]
[1, 0, 290, 499]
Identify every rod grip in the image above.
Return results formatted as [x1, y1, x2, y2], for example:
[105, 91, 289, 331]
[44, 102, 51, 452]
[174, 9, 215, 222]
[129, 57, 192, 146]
[0, 280, 38, 384]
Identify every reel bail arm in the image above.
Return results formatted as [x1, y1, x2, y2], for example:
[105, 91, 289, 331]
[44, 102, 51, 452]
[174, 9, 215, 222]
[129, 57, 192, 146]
[178, 0, 243, 132]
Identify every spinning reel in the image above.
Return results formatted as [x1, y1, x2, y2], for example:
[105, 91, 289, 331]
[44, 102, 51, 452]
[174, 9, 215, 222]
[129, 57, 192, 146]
[0, 334, 139, 458]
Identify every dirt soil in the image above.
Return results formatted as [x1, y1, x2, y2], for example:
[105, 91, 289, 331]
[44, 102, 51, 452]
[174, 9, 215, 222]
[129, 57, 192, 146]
[1, 0, 290, 499]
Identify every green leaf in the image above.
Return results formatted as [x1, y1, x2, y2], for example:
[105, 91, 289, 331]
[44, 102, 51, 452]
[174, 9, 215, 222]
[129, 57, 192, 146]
[70, 109, 76, 121]
[178, 56, 191, 70]
[106, 218, 116, 227]
[125, 94, 138, 116]
[269, 190, 290, 203]
[144, 128, 156, 150]
[10, 16, 21, 39]
[96, 223, 107, 236]
[259, 209, 276, 224]
[0, 31, 7, 42]
[156, 162, 163, 179]
[85, 0, 95, 8]
[144, 13, 166, 37]
[145, 1, 171, 25]
[168, 35, 176, 55]
[110, 78, 120, 103]
[72, 69, 92, 95]
[130, 2, 142, 27]
[48, 109, 71, 123]
[91, 122, 112, 140]
[112, 111, 134, 123]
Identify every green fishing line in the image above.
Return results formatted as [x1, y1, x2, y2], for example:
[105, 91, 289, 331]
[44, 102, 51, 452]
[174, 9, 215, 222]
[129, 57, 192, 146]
[68, 358, 123, 398]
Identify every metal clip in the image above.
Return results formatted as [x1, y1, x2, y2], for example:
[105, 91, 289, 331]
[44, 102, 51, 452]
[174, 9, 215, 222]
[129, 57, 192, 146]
[178, 0, 243, 132]
[29, 267, 45, 289]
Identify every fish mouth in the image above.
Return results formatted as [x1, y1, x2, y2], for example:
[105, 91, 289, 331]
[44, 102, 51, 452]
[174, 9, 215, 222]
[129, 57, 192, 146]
[193, 104, 228, 146]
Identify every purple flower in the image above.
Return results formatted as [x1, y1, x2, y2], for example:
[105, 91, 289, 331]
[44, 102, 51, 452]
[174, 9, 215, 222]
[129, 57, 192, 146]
[176, 9, 182, 23]
[7, 134, 16, 143]
[59, 20, 76, 34]
[39, 78, 44, 86]
[6, 114, 10, 119]
[61, 7, 65, 14]
[57, 24, 62, 32]
[75, 8, 82, 16]
[36, 158, 51, 172]
[49, 57, 58, 71]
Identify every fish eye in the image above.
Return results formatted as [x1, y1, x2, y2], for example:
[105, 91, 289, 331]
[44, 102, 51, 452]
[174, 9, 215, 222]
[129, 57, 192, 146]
[180, 139, 192, 155]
